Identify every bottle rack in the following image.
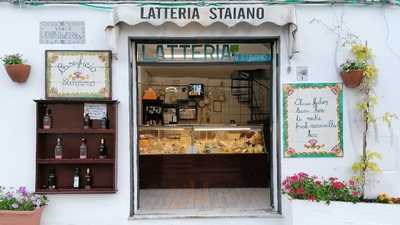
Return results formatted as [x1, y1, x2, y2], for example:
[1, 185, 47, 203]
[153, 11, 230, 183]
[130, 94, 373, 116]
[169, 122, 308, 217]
[35, 99, 118, 194]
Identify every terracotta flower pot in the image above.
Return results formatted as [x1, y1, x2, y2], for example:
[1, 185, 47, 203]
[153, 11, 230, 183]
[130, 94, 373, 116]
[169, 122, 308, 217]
[4, 64, 31, 83]
[0, 207, 44, 225]
[340, 70, 364, 88]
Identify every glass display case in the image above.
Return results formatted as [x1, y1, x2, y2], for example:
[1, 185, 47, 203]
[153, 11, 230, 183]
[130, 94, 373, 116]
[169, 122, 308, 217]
[139, 125, 265, 155]
[139, 126, 192, 154]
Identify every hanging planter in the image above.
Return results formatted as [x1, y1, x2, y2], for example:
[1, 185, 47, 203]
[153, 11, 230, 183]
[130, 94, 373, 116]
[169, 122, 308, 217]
[1, 54, 31, 83]
[340, 59, 367, 88]
[340, 70, 364, 88]
[4, 64, 31, 83]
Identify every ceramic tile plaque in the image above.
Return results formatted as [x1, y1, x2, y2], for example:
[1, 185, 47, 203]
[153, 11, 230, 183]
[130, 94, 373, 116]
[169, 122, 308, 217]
[45, 50, 111, 99]
[40, 21, 85, 44]
[283, 83, 343, 158]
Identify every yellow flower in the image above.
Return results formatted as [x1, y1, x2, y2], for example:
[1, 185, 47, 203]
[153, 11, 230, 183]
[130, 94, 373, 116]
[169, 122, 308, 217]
[383, 112, 398, 125]
[352, 44, 373, 61]
[363, 64, 378, 79]
[357, 102, 368, 111]
[368, 95, 378, 106]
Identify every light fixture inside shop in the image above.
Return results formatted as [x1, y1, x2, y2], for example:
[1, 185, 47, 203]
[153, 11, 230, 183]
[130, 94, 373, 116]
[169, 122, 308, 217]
[193, 127, 252, 131]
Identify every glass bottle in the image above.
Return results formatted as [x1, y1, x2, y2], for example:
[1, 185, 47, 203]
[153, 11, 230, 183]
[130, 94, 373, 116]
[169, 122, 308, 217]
[47, 168, 56, 190]
[79, 138, 88, 159]
[43, 107, 52, 129]
[100, 117, 109, 129]
[84, 168, 92, 189]
[54, 137, 63, 159]
[172, 114, 177, 124]
[98, 138, 108, 159]
[83, 113, 91, 129]
[73, 168, 80, 189]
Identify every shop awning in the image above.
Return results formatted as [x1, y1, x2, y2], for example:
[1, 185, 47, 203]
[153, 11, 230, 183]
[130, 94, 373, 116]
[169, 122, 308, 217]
[106, 4, 298, 58]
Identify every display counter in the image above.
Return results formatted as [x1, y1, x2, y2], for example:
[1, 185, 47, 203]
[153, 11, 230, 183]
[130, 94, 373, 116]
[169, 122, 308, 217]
[139, 125, 269, 188]
[139, 125, 265, 155]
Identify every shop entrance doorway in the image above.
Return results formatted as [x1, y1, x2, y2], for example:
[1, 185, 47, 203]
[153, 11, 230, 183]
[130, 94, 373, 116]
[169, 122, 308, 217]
[131, 40, 279, 216]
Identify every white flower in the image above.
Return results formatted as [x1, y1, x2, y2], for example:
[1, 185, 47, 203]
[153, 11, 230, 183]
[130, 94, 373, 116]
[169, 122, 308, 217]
[11, 203, 19, 209]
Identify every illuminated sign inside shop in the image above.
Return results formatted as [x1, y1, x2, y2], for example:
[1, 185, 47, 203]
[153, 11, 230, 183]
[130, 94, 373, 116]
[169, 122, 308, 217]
[137, 43, 271, 63]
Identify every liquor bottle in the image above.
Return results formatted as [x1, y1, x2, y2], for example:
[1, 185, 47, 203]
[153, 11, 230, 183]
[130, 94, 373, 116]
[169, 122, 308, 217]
[98, 138, 108, 159]
[100, 117, 109, 129]
[54, 137, 63, 159]
[43, 107, 52, 129]
[84, 168, 92, 189]
[79, 138, 88, 159]
[47, 168, 56, 190]
[172, 114, 177, 124]
[73, 168, 81, 189]
[83, 113, 91, 129]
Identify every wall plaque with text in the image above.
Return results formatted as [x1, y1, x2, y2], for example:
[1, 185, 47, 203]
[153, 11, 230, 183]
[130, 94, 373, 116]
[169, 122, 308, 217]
[40, 21, 85, 44]
[45, 50, 111, 99]
[283, 83, 343, 158]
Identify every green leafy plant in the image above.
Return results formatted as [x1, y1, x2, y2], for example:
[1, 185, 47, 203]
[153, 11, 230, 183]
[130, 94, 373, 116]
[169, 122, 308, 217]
[0, 186, 48, 211]
[340, 60, 367, 72]
[1, 54, 24, 65]
[282, 173, 361, 204]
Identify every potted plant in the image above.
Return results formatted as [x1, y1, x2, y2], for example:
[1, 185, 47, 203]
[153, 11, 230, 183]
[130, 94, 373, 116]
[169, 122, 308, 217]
[0, 186, 48, 225]
[340, 60, 366, 88]
[282, 173, 400, 225]
[1, 54, 31, 83]
[340, 43, 376, 88]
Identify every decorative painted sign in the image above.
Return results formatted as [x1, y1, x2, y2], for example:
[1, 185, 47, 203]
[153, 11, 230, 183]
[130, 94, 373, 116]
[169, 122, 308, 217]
[283, 83, 343, 158]
[137, 43, 271, 63]
[45, 50, 112, 99]
[40, 21, 85, 44]
[84, 103, 107, 120]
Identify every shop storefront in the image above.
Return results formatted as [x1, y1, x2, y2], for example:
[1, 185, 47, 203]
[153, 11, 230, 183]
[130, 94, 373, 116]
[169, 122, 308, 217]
[110, 4, 297, 216]
[134, 40, 275, 215]
[1, 1, 400, 225]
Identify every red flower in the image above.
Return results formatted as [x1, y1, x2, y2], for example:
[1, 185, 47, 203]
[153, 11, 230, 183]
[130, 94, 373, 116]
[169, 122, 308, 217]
[329, 177, 338, 182]
[295, 188, 304, 196]
[315, 180, 322, 186]
[332, 181, 345, 190]
[352, 191, 360, 197]
[349, 179, 358, 188]
[308, 195, 317, 201]
[290, 175, 299, 182]
[298, 172, 308, 178]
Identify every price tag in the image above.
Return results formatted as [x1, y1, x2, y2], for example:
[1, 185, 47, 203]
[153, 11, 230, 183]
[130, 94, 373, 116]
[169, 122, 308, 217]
[84, 103, 107, 120]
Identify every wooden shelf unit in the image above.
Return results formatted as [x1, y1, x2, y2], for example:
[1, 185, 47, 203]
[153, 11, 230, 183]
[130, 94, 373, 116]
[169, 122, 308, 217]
[37, 128, 115, 134]
[37, 159, 115, 164]
[35, 188, 116, 194]
[35, 100, 118, 194]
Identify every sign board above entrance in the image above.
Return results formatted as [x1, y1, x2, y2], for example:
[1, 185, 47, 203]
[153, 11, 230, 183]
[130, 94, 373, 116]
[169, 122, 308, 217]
[137, 43, 271, 63]
[106, 5, 297, 58]
[112, 5, 295, 27]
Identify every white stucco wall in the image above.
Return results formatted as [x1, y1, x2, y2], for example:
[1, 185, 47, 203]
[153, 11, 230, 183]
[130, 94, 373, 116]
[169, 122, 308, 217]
[1, 3, 400, 225]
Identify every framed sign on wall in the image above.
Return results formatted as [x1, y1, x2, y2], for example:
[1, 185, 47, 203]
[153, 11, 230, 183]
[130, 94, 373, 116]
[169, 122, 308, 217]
[45, 50, 112, 99]
[283, 83, 343, 158]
